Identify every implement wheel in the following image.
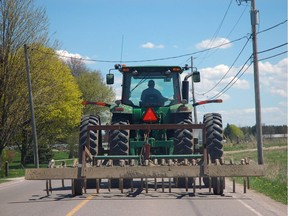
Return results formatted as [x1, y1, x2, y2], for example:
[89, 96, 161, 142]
[73, 115, 101, 195]
[203, 113, 224, 195]
[173, 113, 194, 187]
[108, 117, 130, 188]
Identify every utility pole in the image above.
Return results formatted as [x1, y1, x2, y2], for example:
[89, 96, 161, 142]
[191, 57, 198, 123]
[238, 0, 263, 164]
[24, 44, 39, 168]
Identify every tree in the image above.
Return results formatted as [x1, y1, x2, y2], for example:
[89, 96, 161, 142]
[224, 124, 244, 144]
[13, 46, 83, 164]
[0, 0, 49, 158]
[65, 57, 89, 77]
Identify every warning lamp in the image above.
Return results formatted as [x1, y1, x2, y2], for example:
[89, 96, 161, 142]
[142, 107, 158, 122]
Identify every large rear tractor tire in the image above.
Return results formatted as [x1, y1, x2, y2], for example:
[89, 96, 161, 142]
[73, 115, 101, 195]
[203, 113, 224, 195]
[108, 117, 130, 188]
[173, 113, 194, 187]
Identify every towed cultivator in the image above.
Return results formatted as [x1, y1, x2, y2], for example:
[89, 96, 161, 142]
[25, 65, 264, 196]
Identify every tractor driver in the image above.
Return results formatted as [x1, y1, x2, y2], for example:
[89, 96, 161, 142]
[140, 80, 168, 106]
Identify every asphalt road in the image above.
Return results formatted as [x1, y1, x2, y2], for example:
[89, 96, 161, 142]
[0, 177, 286, 216]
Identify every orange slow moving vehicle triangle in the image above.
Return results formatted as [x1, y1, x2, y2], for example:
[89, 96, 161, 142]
[142, 107, 158, 122]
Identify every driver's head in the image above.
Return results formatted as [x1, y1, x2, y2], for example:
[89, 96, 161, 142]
[148, 80, 155, 87]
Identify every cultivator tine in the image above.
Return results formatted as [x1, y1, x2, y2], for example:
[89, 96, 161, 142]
[185, 177, 188, 192]
[145, 178, 148, 193]
[247, 177, 250, 189]
[162, 178, 164, 192]
[108, 179, 111, 192]
[209, 177, 212, 192]
[119, 178, 124, 193]
[193, 178, 196, 194]
[130, 179, 134, 192]
[154, 178, 157, 191]
[199, 177, 202, 189]
[83, 179, 87, 194]
[232, 178, 236, 193]
[130, 159, 135, 166]
[46, 180, 49, 195]
[216, 177, 220, 194]
[141, 178, 144, 190]
[243, 177, 247, 193]
[96, 179, 100, 194]
[168, 178, 172, 193]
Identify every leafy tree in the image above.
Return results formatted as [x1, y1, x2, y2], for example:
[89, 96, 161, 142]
[0, 0, 49, 160]
[65, 57, 89, 77]
[14, 46, 83, 164]
[224, 124, 244, 144]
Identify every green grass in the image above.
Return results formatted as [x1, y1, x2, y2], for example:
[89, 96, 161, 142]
[225, 146, 287, 204]
[224, 137, 287, 151]
[0, 150, 72, 182]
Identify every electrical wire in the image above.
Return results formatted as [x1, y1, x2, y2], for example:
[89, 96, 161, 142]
[208, 54, 253, 100]
[205, 48, 287, 100]
[31, 20, 286, 64]
[32, 35, 248, 63]
[257, 19, 287, 35]
[196, 0, 233, 67]
[257, 42, 287, 54]
[200, 35, 251, 95]
[258, 50, 288, 62]
[196, 3, 248, 64]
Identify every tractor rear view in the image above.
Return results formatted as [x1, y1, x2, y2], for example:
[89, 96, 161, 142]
[25, 64, 264, 196]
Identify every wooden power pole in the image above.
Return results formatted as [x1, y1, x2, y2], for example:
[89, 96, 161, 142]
[24, 44, 39, 168]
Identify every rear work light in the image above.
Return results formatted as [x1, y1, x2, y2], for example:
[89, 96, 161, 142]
[142, 107, 158, 122]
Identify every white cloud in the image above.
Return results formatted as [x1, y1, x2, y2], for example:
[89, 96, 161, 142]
[56, 50, 93, 64]
[259, 58, 287, 97]
[196, 37, 232, 50]
[141, 42, 164, 49]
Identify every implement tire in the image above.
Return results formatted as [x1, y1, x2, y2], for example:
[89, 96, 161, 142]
[79, 114, 101, 159]
[173, 113, 194, 187]
[109, 118, 129, 156]
[109, 118, 130, 188]
[203, 113, 224, 195]
[203, 113, 223, 163]
[173, 113, 193, 155]
[73, 115, 101, 195]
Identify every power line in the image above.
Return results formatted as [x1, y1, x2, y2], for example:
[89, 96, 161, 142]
[200, 35, 251, 95]
[257, 42, 287, 54]
[257, 19, 287, 35]
[208, 54, 253, 100]
[258, 50, 288, 61]
[205, 49, 287, 100]
[196, 0, 233, 67]
[32, 35, 248, 63]
[32, 19, 287, 64]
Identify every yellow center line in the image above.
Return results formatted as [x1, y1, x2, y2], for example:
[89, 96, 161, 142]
[66, 194, 94, 216]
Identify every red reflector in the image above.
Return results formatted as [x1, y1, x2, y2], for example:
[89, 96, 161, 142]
[115, 107, 124, 112]
[178, 106, 188, 111]
[142, 108, 158, 122]
[172, 67, 181, 72]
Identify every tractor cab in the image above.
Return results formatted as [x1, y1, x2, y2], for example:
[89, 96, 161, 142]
[107, 65, 200, 108]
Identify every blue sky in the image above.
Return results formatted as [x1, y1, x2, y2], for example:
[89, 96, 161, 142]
[35, 0, 287, 127]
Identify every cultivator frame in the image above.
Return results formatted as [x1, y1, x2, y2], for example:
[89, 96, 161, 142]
[25, 123, 264, 196]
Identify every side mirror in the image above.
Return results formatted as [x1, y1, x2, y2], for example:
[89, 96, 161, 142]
[182, 80, 189, 101]
[106, 73, 114, 85]
[193, 71, 200, 83]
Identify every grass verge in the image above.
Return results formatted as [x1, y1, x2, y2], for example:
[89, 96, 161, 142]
[0, 150, 73, 182]
[225, 146, 287, 205]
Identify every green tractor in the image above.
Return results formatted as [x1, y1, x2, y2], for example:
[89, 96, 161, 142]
[78, 64, 224, 193]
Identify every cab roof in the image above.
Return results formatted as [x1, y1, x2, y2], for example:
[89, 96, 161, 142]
[118, 65, 185, 74]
